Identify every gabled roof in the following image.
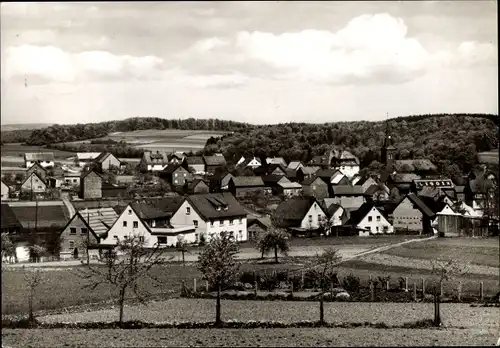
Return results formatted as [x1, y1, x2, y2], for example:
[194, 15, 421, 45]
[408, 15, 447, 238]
[24, 152, 54, 161]
[130, 202, 169, 220]
[1, 204, 22, 229]
[394, 159, 437, 172]
[143, 151, 169, 165]
[299, 166, 321, 175]
[278, 181, 302, 189]
[268, 163, 287, 173]
[315, 169, 338, 179]
[404, 193, 435, 217]
[354, 176, 374, 187]
[418, 186, 441, 199]
[81, 170, 104, 181]
[332, 185, 364, 196]
[209, 172, 233, 181]
[185, 156, 205, 165]
[139, 196, 185, 214]
[247, 216, 272, 230]
[261, 175, 283, 185]
[22, 172, 46, 186]
[78, 207, 119, 236]
[287, 161, 303, 170]
[365, 184, 387, 196]
[266, 157, 287, 166]
[77, 152, 102, 161]
[187, 193, 247, 220]
[274, 196, 318, 225]
[94, 152, 120, 164]
[26, 162, 47, 173]
[230, 176, 265, 187]
[106, 203, 153, 235]
[189, 178, 209, 190]
[418, 196, 447, 215]
[162, 163, 186, 175]
[285, 168, 298, 178]
[301, 176, 324, 186]
[60, 211, 100, 240]
[203, 155, 226, 166]
[346, 202, 381, 226]
[9, 201, 70, 229]
[327, 203, 343, 217]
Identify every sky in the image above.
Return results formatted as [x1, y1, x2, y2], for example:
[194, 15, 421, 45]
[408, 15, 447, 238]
[1, 1, 497, 125]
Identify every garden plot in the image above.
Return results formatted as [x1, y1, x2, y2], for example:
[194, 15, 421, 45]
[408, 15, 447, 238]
[38, 299, 499, 330]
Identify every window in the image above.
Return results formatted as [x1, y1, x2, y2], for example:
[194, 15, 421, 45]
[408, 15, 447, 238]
[139, 236, 144, 242]
[368, 216, 372, 222]
[229, 219, 234, 226]
[238, 230, 243, 240]
[317, 214, 321, 222]
[38, 186, 42, 189]
[123, 221, 127, 227]
[376, 226, 379, 232]
[158, 237, 167, 244]
[365, 226, 370, 231]
[174, 173, 178, 177]
[70, 227, 76, 234]
[193, 220, 198, 228]
[210, 220, 214, 227]
[376, 216, 381, 222]
[69, 241, 75, 249]
[186, 207, 191, 215]
[184, 173, 186, 177]
[73, 179, 78, 183]
[174, 180, 177, 184]
[113, 236, 118, 240]
[133, 221, 139, 228]
[220, 220, 224, 226]
[81, 228, 88, 234]
[308, 215, 312, 223]
[239, 218, 243, 225]
[128, 209, 132, 215]
[383, 226, 389, 232]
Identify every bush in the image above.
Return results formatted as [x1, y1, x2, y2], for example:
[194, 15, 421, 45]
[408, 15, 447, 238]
[342, 273, 361, 293]
[259, 271, 280, 291]
[238, 271, 256, 285]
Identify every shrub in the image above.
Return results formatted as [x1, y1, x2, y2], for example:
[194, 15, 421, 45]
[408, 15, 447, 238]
[303, 269, 320, 289]
[238, 271, 256, 285]
[342, 273, 361, 293]
[259, 271, 280, 291]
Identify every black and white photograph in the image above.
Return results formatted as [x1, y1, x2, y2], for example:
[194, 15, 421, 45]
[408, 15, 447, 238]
[1, 1, 498, 346]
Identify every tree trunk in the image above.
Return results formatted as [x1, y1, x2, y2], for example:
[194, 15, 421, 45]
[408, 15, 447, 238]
[182, 251, 185, 266]
[28, 289, 34, 328]
[433, 290, 441, 327]
[119, 287, 126, 327]
[274, 246, 278, 263]
[216, 283, 222, 327]
[319, 293, 325, 326]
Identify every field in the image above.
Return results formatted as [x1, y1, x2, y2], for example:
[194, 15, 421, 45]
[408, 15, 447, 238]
[3, 327, 498, 347]
[1, 123, 52, 132]
[0, 144, 76, 168]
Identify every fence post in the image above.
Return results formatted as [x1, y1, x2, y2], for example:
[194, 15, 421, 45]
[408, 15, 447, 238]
[193, 278, 197, 293]
[254, 280, 258, 295]
[386, 279, 390, 291]
[370, 282, 375, 302]
[405, 277, 408, 292]
[421, 278, 425, 298]
[413, 283, 417, 302]
[301, 270, 305, 289]
[457, 282, 461, 302]
[480, 281, 484, 301]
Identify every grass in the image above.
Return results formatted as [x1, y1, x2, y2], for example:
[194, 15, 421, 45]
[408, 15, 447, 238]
[1, 144, 75, 159]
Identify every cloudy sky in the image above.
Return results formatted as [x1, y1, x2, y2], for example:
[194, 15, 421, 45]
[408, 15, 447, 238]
[1, 1, 497, 125]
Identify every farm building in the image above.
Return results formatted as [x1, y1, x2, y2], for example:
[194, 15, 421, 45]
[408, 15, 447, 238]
[274, 197, 329, 236]
[183, 156, 206, 173]
[329, 149, 360, 178]
[208, 172, 234, 192]
[392, 193, 435, 234]
[170, 192, 248, 243]
[80, 170, 103, 199]
[266, 157, 287, 168]
[287, 161, 304, 171]
[140, 151, 169, 172]
[296, 166, 320, 183]
[1, 180, 10, 200]
[26, 163, 47, 182]
[277, 181, 303, 197]
[436, 203, 462, 237]
[93, 152, 121, 172]
[21, 173, 47, 193]
[203, 155, 227, 174]
[229, 176, 268, 198]
[76, 152, 102, 167]
[161, 164, 192, 187]
[247, 216, 271, 240]
[59, 212, 100, 259]
[24, 152, 55, 169]
[188, 179, 210, 194]
[346, 202, 394, 236]
[301, 176, 329, 200]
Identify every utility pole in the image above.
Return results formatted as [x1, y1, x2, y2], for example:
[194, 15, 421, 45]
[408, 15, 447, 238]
[87, 211, 90, 265]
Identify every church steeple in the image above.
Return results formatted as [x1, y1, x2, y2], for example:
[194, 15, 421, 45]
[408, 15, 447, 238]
[381, 113, 396, 169]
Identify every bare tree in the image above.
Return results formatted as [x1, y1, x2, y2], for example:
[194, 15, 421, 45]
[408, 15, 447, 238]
[77, 236, 168, 327]
[176, 235, 188, 266]
[1, 233, 16, 264]
[24, 268, 44, 327]
[198, 231, 240, 327]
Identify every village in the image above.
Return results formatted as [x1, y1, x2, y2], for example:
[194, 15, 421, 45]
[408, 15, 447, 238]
[1, 127, 498, 263]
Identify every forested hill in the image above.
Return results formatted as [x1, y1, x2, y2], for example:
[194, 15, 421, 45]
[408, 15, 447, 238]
[1, 117, 252, 145]
[202, 114, 498, 184]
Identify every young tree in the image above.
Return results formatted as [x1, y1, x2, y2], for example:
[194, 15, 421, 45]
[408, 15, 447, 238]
[198, 231, 240, 326]
[176, 235, 188, 266]
[24, 268, 44, 327]
[77, 236, 168, 327]
[1, 233, 16, 264]
[256, 228, 290, 263]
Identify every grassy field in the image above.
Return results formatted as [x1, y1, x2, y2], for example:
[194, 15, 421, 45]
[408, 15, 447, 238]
[4, 327, 498, 347]
[1, 144, 75, 160]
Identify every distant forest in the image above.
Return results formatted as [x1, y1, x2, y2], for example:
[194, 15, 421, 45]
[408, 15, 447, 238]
[0, 117, 252, 145]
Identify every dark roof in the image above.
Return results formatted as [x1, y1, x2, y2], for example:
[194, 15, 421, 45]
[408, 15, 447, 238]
[261, 175, 283, 185]
[274, 197, 317, 226]
[230, 176, 265, 187]
[189, 178, 209, 190]
[9, 202, 70, 229]
[301, 176, 324, 186]
[418, 196, 447, 215]
[315, 169, 338, 179]
[1, 204, 22, 229]
[130, 202, 169, 220]
[365, 184, 386, 196]
[247, 216, 272, 230]
[81, 170, 104, 181]
[185, 156, 205, 165]
[418, 186, 441, 199]
[285, 168, 298, 179]
[203, 155, 226, 166]
[394, 159, 437, 172]
[141, 196, 185, 214]
[187, 193, 248, 220]
[354, 176, 372, 186]
[405, 193, 435, 217]
[455, 186, 465, 193]
[346, 202, 377, 226]
[26, 162, 47, 173]
[94, 152, 119, 164]
[391, 173, 421, 183]
[299, 166, 321, 175]
[162, 163, 186, 175]
[327, 203, 343, 216]
[332, 185, 364, 196]
[268, 164, 287, 173]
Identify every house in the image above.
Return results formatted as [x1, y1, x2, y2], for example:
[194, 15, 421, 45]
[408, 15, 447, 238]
[329, 149, 360, 178]
[236, 156, 262, 170]
[140, 151, 169, 172]
[309, 155, 330, 170]
[161, 164, 193, 187]
[285, 168, 298, 182]
[169, 152, 185, 164]
[21, 173, 47, 193]
[247, 216, 272, 241]
[323, 203, 348, 227]
[331, 172, 350, 186]
[77, 152, 102, 167]
[266, 157, 287, 168]
[255, 163, 287, 177]
[203, 155, 227, 174]
[436, 203, 462, 237]
[297, 166, 320, 183]
[26, 163, 48, 182]
[170, 192, 248, 242]
[301, 176, 329, 200]
[277, 181, 303, 197]
[59, 212, 100, 258]
[63, 173, 81, 187]
[189, 179, 210, 194]
[464, 170, 497, 215]
[24, 152, 55, 168]
[355, 176, 379, 193]
[387, 173, 422, 195]
[365, 184, 390, 202]
[1, 203, 22, 235]
[93, 152, 121, 172]
[315, 169, 339, 185]
[229, 176, 268, 198]
[261, 175, 288, 194]
[80, 170, 103, 199]
[346, 202, 394, 236]
[130, 202, 171, 228]
[183, 156, 206, 174]
[78, 207, 119, 237]
[392, 193, 435, 234]
[101, 183, 128, 198]
[274, 197, 329, 235]
[1, 180, 10, 200]
[287, 161, 304, 171]
[209, 172, 234, 192]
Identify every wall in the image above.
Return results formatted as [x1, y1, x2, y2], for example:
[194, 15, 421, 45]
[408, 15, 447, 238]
[328, 196, 365, 209]
[21, 174, 46, 193]
[1, 182, 9, 199]
[392, 197, 423, 232]
[330, 208, 345, 226]
[170, 200, 206, 242]
[172, 167, 191, 186]
[302, 180, 328, 200]
[356, 207, 394, 236]
[26, 160, 54, 169]
[60, 215, 98, 255]
[339, 165, 359, 179]
[300, 201, 327, 229]
[82, 172, 102, 199]
[194, 183, 210, 194]
[101, 155, 121, 171]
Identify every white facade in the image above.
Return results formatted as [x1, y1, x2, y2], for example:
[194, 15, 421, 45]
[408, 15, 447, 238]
[26, 160, 54, 169]
[77, 152, 102, 167]
[300, 201, 328, 229]
[101, 204, 158, 248]
[329, 206, 345, 226]
[1, 181, 9, 200]
[338, 164, 359, 179]
[21, 173, 47, 193]
[331, 172, 348, 184]
[247, 157, 261, 169]
[148, 164, 167, 172]
[170, 200, 248, 242]
[356, 206, 394, 236]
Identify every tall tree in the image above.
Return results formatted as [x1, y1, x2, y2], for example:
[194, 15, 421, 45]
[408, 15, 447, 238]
[256, 228, 290, 263]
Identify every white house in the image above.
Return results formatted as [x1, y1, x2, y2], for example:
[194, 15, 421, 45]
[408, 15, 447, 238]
[236, 156, 262, 169]
[139, 151, 169, 172]
[347, 202, 394, 236]
[300, 200, 329, 230]
[1, 180, 9, 200]
[21, 173, 47, 193]
[24, 152, 55, 168]
[77, 152, 102, 167]
[327, 204, 346, 227]
[170, 193, 248, 243]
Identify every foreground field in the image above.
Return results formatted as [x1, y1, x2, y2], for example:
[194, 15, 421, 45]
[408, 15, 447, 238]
[3, 327, 499, 347]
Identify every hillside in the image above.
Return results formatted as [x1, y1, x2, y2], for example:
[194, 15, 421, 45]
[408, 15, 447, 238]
[0, 123, 53, 132]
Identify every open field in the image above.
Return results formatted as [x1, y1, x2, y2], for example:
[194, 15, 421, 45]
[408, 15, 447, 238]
[4, 327, 499, 347]
[1, 123, 52, 131]
[1, 144, 75, 159]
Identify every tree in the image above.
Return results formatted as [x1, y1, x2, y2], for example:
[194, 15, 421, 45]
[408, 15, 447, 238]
[389, 187, 400, 202]
[28, 245, 46, 263]
[77, 236, 168, 327]
[256, 228, 290, 263]
[1, 233, 16, 264]
[430, 259, 469, 327]
[24, 268, 44, 327]
[176, 235, 188, 266]
[197, 231, 240, 326]
[308, 248, 342, 325]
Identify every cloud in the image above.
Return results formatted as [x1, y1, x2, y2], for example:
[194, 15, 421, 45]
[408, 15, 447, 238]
[3, 45, 165, 83]
[179, 13, 497, 85]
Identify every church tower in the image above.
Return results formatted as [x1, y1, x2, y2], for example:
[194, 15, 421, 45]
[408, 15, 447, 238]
[381, 116, 396, 169]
